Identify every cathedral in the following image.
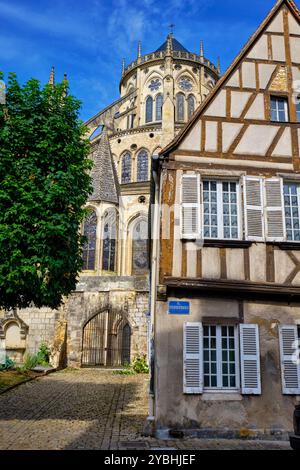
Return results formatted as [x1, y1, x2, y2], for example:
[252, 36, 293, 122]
[0, 33, 220, 367]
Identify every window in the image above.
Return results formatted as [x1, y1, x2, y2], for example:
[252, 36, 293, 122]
[270, 96, 289, 122]
[184, 323, 261, 395]
[176, 93, 185, 121]
[121, 153, 132, 184]
[132, 220, 148, 275]
[187, 95, 196, 119]
[203, 325, 239, 390]
[203, 180, 239, 240]
[297, 98, 300, 122]
[82, 211, 97, 271]
[127, 113, 135, 129]
[137, 150, 149, 182]
[145, 96, 153, 123]
[102, 210, 117, 272]
[284, 183, 300, 241]
[156, 94, 163, 121]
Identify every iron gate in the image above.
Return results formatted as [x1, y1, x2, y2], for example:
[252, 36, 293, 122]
[82, 310, 132, 367]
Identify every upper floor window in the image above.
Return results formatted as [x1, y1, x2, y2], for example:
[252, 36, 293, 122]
[297, 98, 300, 122]
[156, 94, 163, 122]
[284, 183, 300, 241]
[188, 95, 196, 119]
[176, 93, 185, 121]
[203, 180, 240, 240]
[270, 96, 289, 122]
[102, 210, 117, 272]
[82, 211, 97, 271]
[121, 153, 132, 184]
[145, 96, 153, 123]
[132, 219, 148, 275]
[137, 150, 149, 182]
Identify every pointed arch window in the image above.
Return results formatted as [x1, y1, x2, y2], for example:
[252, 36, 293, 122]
[132, 219, 148, 275]
[156, 94, 163, 121]
[176, 93, 185, 121]
[82, 211, 97, 271]
[145, 96, 153, 123]
[121, 153, 132, 184]
[102, 210, 117, 272]
[137, 150, 149, 182]
[188, 95, 196, 119]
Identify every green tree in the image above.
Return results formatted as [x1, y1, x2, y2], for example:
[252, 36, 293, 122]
[0, 73, 92, 310]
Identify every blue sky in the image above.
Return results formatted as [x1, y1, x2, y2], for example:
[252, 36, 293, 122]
[0, 0, 294, 121]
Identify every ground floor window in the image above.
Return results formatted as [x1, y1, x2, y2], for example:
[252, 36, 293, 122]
[203, 325, 239, 390]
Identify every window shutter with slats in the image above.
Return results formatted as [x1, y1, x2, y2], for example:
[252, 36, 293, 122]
[264, 178, 286, 242]
[183, 323, 203, 394]
[181, 174, 201, 240]
[239, 324, 261, 395]
[243, 177, 264, 241]
[279, 325, 300, 395]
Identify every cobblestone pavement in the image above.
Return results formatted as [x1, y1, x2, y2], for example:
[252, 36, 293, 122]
[0, 369, 291, 450]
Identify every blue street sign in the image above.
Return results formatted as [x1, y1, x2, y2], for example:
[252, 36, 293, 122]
[168, 301, 190, 315]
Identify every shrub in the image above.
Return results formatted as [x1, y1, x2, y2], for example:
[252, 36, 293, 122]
[132, 355, 149, 374]
[22, 353, 39, 371]
[114, 355, 149, 376]
[0, 356, 15, 371]
[36, 342, 50, 366]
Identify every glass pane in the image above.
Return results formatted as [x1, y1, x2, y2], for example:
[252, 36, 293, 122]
[137, 151, 149, 182]
[121, 153, 132, 184]
[82, 212, 97, 271]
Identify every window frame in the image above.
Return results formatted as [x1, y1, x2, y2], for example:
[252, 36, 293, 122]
[296, 98, 300, 123]
[82, 210, 97, 271]
[270, 95, 289, 123]
[283, 181, 300, 242]
[102, 211, 117, 273]
[121, 152, 132, 184]
[176, 92, 185, 122]
[202, 179, 242, 241]
[145, 96, 153, 123]
[155, 93, 163, 122]
[203, 324, 240, 393]
[136, 150, 149, 182]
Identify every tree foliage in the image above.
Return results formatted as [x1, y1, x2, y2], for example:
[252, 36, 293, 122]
[0, 73, 92, 310]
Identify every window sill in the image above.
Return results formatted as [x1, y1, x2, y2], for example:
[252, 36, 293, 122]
[203, 240, 252, 249]
[201, 392, 242, 401]
[270, 242, 300, 251]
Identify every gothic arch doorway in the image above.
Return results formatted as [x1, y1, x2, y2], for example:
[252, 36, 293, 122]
[81, 310, 132, 367]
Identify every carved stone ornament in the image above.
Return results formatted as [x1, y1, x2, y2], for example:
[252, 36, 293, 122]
[0, 310, 29, 340]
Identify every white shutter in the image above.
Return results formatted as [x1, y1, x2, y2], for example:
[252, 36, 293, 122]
[181, 174, 201, 240]
[240, 324, 261, 395]
[243, 177, 264, 241]
[183, 322, 203, 394]
[279, 325, 300, 395]
[264, 178, 286, 242]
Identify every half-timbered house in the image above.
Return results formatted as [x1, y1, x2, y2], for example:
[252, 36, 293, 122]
[150, 0, 300, 437]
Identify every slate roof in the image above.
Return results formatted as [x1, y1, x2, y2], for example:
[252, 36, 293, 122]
[89, 128, 119, 204]
[155, 35, 189, 53]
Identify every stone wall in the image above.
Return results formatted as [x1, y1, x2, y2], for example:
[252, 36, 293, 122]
[11, 276, 149, 368]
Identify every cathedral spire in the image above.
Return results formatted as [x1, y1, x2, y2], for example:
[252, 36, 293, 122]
[217, 56, 221, 74]
[200, 40, 204, 59]
[48, 66, 55, 86]
[138, 40, 142, 58]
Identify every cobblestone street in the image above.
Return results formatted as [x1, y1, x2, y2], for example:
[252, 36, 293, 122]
[0, 369, 291, 450]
